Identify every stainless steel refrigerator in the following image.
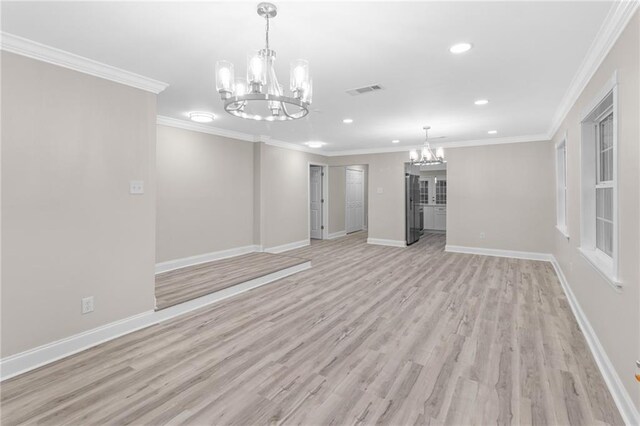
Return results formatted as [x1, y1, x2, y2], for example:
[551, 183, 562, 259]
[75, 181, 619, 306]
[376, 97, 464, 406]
[405, 165, 422, 245]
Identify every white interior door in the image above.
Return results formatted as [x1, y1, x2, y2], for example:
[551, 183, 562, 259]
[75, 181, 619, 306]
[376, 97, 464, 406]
[346, 168, 364, 234]
[310, 166, 323, 239]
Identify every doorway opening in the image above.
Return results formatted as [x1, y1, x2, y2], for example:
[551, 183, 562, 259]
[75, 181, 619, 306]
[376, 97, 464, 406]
[405, 162, 447, 245]
[309, 163, 328, 240]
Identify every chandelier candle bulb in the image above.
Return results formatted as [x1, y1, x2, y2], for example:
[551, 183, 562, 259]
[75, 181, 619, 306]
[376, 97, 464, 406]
[302, 78, 313, 103]
[269, 83, 284, 115]
[248, 54, 266, 88]
[234, 79, 247, 97]
[215, 61, 234, 98]
[290, 59, 309, 95]
[436, 147, 444, 159]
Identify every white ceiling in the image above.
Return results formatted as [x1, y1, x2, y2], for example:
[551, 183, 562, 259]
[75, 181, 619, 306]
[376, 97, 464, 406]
[2, 1, 614, 152]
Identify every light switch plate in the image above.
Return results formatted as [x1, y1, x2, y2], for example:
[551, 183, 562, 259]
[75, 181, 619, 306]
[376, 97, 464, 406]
[130, 180, 144, 194]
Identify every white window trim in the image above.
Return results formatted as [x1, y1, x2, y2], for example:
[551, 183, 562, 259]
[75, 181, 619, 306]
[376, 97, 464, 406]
[555, 132, 569, 239]
[579, 71, 621, 290]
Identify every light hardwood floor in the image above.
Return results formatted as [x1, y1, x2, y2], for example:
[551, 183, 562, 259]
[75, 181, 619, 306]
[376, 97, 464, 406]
[0, 232, 623, 425]
[155, 252, 309, 310]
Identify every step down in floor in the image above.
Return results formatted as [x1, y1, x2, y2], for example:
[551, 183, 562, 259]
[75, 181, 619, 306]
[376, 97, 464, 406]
[155, 252, 311, 310]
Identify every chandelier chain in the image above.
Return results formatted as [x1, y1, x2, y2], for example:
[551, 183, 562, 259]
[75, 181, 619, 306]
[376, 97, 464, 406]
[265, 16, 270, 50]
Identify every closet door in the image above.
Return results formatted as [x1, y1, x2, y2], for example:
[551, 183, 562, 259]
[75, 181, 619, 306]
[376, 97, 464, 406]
[309, 166, 323, 239]
[346, 169, 364, 233]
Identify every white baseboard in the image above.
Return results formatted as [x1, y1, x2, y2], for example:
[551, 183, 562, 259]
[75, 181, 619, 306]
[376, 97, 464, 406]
[155, 244, 260, 274]
[264, 239, 309, 254]
[0, 261, 310, 382]
[550, 257, 639, 426]
[367, 238, 406, 248]
[328, 230, 347, 240]
[0, 310, 155, 381]
[445, 245, 553, 262]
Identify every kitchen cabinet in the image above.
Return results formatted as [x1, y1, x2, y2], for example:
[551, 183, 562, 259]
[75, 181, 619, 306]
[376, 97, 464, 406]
[421, 205, 446, 231]
[423, 205, 434, 230]
[434, 206, 446, 230]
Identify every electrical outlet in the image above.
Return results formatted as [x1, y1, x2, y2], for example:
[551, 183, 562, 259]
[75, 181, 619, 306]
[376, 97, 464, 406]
[81, 296, 94, 314]
[479, 232, 486, 239]
[129, 180, 144, 194]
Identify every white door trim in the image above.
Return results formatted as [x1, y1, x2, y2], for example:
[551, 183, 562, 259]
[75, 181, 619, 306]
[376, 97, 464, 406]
[307, 162, 329, 240]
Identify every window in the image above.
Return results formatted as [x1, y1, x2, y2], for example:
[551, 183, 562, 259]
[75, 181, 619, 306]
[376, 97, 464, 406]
[435, 179, 446, 205]
[555, 136, 568, 237]
[595, 111, 613, 256]
[579, 72, 619, 288]
[419, 180, 428, 204]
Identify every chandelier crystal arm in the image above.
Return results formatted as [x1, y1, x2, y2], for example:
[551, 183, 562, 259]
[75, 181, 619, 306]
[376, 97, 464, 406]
[280, 101, 297, 119]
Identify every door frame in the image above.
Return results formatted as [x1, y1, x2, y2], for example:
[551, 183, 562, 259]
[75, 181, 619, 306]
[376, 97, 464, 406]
[345, 167, 365, 234]
[308, 162, 329, 240]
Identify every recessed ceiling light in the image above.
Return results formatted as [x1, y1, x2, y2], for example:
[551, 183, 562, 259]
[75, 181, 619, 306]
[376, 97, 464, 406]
[392, 140, 400, 144]
[342, 118, 353, 124]
[189, 112, 214, 123]
[488, 130, 498, 135]
[449, 43, 472, 54]
[474, 99, 489, 105]
[305, 141, 325, 148]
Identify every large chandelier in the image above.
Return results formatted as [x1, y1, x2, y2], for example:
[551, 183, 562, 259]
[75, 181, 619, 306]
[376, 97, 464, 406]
[409, 126, 446, 165]
[215, 3, 312, 121]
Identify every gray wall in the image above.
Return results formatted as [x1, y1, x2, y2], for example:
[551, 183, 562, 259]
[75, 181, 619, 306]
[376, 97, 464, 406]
[550, 10, 639, 408]
[156, 125, 255, 262]
[256, 143, 327, 249]
[329, 152, 407, 242]
[1, 52, 157, 357]
[446, 141, 555, 253]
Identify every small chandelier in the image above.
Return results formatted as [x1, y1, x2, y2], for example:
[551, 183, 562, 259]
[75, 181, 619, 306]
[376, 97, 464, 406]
[215, 3, 312, 122]
[410, 126, 445, 165]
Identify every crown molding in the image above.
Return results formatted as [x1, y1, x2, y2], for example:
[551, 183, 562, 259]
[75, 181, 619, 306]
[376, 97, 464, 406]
[547, 0, 639, 139]
[154, 117, 550, 155]
[430, 134, 549, 149]
[157, 116, 256, 142]
[0, 32, 169, 94]
[323, 145, 420, 157]
[319, 133, 549, 157]
[258, 136, 328, 155]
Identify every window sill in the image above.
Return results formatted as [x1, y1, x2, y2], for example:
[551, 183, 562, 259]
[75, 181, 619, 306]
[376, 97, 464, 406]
[555, 225, 570, 239]
[577, 247, 622, 291]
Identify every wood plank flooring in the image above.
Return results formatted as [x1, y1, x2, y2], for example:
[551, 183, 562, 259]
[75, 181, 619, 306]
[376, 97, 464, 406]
[155, 252, 309, 310]
[1, 232, 623, 425]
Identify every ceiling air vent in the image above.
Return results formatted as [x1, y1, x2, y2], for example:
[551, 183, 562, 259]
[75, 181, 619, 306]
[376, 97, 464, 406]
[346, 84, 383, 96]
